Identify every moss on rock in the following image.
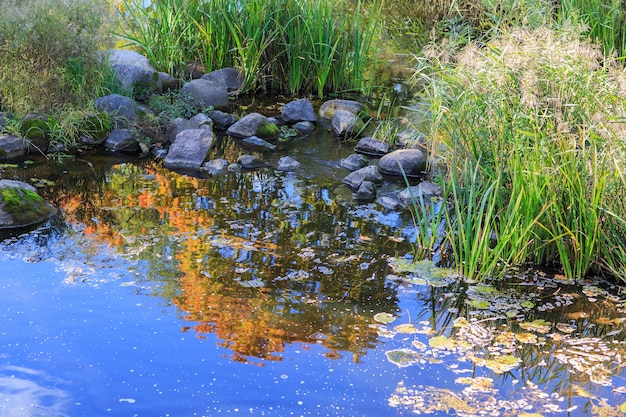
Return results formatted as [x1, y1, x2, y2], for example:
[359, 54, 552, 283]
[0, 181, 56, 228]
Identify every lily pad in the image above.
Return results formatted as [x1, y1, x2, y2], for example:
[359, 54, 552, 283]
[385, 349, 422, 368]
[374, 312, 396, 324]
[515, 332, 538, 344]
[471, 300, 491, 309]
[520, 300, 535, 309]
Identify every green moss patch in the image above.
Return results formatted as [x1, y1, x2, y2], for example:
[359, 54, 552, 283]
[0, 186, 55, 226]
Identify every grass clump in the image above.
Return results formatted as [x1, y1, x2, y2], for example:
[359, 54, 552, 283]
[117, 0, 382, 97]
[416, 24, 626, 281]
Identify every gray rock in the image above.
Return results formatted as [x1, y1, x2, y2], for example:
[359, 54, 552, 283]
[340, 154, 369, 171]
[106, 49, 159, 98]
[227, 113, 278, 140]
[228, 163, 242, 173]
[237, 154, 266, 170]
[165, 118, 197, 144]
[0, 134, 27, 159]
[210, 110, 238, 130]
[319, 99, 363, 119]
[332, 109, 363, 137]
[203, 158, 229, 175]
[277, 156, 301, 171]
[355, 180, 376, 202]
[0, 180, 56, 229]
[158, 72, 179, 92]
[164, 128, 214, 170]
[180, 79, 229, 110]
[342, 165, 383, 190]
[241, 136, 277, 151]
[398, 182, 443, 205]
[104, 129, 140, 153]
[378, 148, 427, 177]
[281, 98, 317, 124]
[355, 136, 389, 156]
[377, 195, 403, 211]
[201, 68, 243, 92]
[95, 94, 137, 128]
[293, 121, 316, 132]
[189, 113, 214, 130]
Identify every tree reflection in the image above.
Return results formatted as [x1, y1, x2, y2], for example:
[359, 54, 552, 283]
[22, 156, 407, 362]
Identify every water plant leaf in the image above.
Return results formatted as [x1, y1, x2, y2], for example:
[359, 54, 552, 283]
[374, 312, 396, 324]
[389, 258, 456, 286]
[385, 349, 422, 368]
[618, 401, 626, 413]
[556, 323, 577, 333]
[515, 332, 538, 344]
[455, 377, 494, 392]
[429, 335, 455, 349]
[520, 319, 551, 334]
[471, 300, 491, 309]
[484, 355, 521, 374]
[394, 323, 419, 334]
[520, 300, 535, 309]
[238, 278, 264, 288]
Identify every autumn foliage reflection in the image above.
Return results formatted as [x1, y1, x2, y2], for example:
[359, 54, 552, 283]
[41, 158, 405, 362]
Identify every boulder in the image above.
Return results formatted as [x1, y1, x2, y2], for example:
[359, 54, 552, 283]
[342, 165, 383, 190]
[377, 195, 403, 211]
[398, 182, 443, 205]
[201, 68, 243, 92]
[340, 154, 369, 171]
[0, 180, 56, 229]
[164, 128, 214, 170]
[227, 113, 278, 140]
[189, 113, 214, 130]
[180, 79, 229, 110]
[355, 180, 376, 202]
[355, 136, 389, 156]
[106, 49, 159, 99]
[293, 121, 316, 132]
[95, 94, 137, 128]
[0, 134, 27, 159]
[277, 156, 301, 172]
[103, 129, 140, 153]
[203, 158, 229, 175]
[319, 99, 363, 119]
[237, 155, 266, 170]
[281, 98, 317, 124]
[378, 148, 427, 177]
[332, 109, 363, 137]
[241, 136, 276, 151]
[210, 110, 238, 130]
[165, 117, 199, 144]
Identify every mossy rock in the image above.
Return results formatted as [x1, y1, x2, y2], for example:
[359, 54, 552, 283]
[255, 121, 279, 140]
[19, 114, 55, 140]
[0, 180, 57, 229]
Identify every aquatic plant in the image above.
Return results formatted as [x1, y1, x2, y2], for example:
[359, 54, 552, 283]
[416, 24, 626, 281]
[117, 0, 382, 97]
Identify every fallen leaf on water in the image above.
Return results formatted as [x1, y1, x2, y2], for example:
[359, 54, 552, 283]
[394, 323, 419, 334]
[429, 335, 456, 349]
[484, 355, 521, 374]
[385, 349, 422, 368]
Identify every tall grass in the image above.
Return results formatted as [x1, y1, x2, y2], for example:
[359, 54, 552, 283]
[117, 0, 382, 97]
[0, 0, 115, 114]
[558, 0, 626, 59]
[416, 25, 626, 281]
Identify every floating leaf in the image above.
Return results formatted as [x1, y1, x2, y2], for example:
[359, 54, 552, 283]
[556, 323, 577, 334]
[394, 323, 419, 334]
[455, 377, 494, 392]
[619, 401, 626, 413]
[238, 278, 264, 288]
[385, 349, 422, 368]
[484, 355, 521, 374]
[520, 300, 535, 309]
[520, 319, 551, 334]
[374, 312, 396, 324]
[516, 332, 537, 344]
[468, 285, 497, 296]
[429, 335, 456, 349]
[470, 300, 491, 309]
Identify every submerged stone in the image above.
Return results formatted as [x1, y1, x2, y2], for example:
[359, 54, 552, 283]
[0, 180, 56, 229]
[277, 156, 301, 172]
[237, 154, 266, 170]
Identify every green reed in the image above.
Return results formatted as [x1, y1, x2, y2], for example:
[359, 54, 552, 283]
[117, 0, 382, 96]
[416, 24, 626, 281]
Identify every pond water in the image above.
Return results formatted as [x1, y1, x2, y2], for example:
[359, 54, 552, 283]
[2, 128, 626, 416]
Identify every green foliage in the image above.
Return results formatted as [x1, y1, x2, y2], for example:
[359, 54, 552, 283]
[0, 0, 116, 114]
[416, 25, 626, 281]
[117, 0, 383, 97]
